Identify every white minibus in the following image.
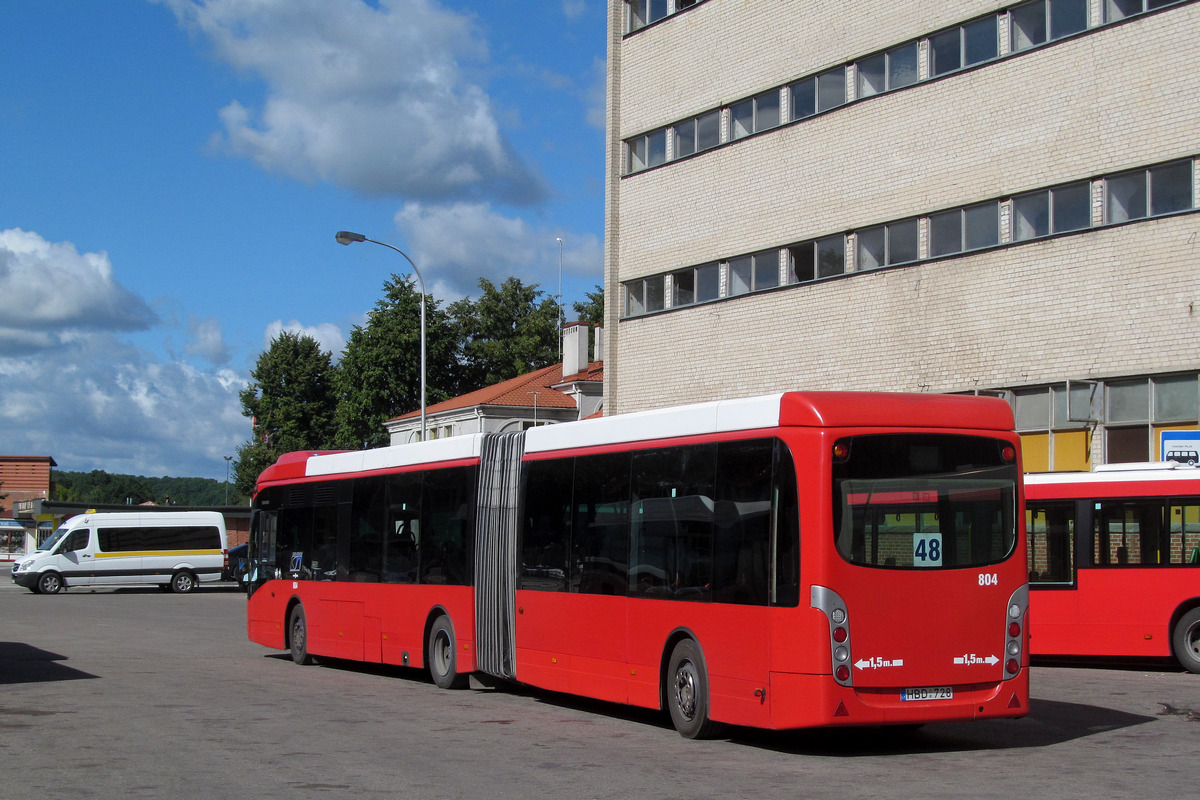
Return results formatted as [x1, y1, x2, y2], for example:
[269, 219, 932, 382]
[10, 511, 228, 594]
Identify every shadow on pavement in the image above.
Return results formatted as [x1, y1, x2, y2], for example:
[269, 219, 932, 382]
[732, 697, 1155, 755]
[0, 642, 99, 685]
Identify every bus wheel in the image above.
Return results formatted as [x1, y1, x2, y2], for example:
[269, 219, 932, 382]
[289, 604, 314, 665]
[1171, 608, 1200, 674]
[36, 572, 63, 595]
[427, 614, 468, 689]
[170, 571, 197, 594]
[666, 639, 724, 739]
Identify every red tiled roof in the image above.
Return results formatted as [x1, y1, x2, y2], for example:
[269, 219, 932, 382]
[390, 361, 603, 421]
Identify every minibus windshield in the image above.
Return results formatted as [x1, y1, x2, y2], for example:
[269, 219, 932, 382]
[37, 526, 71, 552]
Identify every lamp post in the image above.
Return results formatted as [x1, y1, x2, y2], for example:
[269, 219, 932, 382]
[224, 455, 232, 505]
[556, 237, 563, 362]
[335, 230, 428, 442]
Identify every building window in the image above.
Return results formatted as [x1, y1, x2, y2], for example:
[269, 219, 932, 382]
[628, 0, 669, 33]
[671, 268, 695, 307]
[1154, 375, 1199, 423]
[930, 201, 1000, 256]
[855, 42, 919, 99]
[930, 16, 999, 77]
[672, 111, 720, 159]
[1013, 180, 1091, 240]
[788, 236, 845, 283]
[856, 219, 918, 270]
[1010, 0, 1088, 52]
[625, 280, 644, 317]
[623, 275, 666, 317]
[668, 263, 719, 307]
[728, 250, 779, 296]
[1106, 0, 1184, 22]
[627, 129, 667, 173]
[696, 263, 720, 302]
[791, 67, 847, 121]
[731, 90, 781, 140]
[1107, 159, 1194, 223]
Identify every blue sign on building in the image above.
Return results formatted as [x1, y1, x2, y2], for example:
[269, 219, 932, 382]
[1160, 430, 1200, 464]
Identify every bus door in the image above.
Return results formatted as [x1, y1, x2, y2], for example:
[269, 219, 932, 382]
[516, 451, 631, 701]
[247, 508, 278, 597]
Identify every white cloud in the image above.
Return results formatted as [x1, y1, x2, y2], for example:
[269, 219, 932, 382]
[155, 0, 546, 203]
[0, 228, 247, 479]
[562, 1, 588, 21]
[0, 228, 159, 354]
[184, 316, 232, 365]
[264, 319, 348, 358]
[393, 202, 603, 299]
[0, 334, 247, 479]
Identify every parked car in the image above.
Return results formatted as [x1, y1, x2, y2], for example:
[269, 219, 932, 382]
[224, 543, 249, 585]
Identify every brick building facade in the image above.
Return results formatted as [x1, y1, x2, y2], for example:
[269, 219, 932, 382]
[603, 0, 1200, 470]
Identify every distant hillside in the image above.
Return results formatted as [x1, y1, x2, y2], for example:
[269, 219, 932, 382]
[53, 470, 244, 507]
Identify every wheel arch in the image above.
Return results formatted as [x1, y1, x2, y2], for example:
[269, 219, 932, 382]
[658, 626, 703, 712]
[283, 595, 305, 651]
[1168, 597, 1200, 637]
[422, 604, 455, 669]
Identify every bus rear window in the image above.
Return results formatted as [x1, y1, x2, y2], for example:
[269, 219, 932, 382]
[832, 434, 1018, 569]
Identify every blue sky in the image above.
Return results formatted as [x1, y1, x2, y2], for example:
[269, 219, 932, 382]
[0, 0, 607, 481]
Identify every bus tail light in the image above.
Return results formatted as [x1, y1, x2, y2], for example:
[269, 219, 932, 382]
[1003, 585, 1028, 680]
[811, 586, 853, 687]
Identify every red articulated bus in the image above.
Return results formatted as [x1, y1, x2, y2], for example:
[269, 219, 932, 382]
[1025, 463, 1200, 673]
[246, 391, 1028, 737]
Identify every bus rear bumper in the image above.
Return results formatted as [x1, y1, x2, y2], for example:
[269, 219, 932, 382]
[768, 670, 1029, 730]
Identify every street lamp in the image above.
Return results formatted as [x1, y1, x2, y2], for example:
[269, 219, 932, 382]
[224, 455, 232, 504]
[556, 237, 563, 362]
[335, 231, 427, 442]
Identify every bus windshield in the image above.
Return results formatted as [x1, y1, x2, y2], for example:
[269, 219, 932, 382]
[833, 434, 1018, 569]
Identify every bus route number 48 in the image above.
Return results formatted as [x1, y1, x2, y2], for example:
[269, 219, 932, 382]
[913, 533, 942, 567]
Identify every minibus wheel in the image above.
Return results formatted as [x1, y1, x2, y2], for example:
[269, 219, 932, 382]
[169, 571, 197, 594]
[36, 572, 63, 595]
[427, 614, 467, 689]
[666, 639, 724, 739]
[1172, 608, 1200, 674]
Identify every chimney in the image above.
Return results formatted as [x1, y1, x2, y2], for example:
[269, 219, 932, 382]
[563, 322, 588, 377]
[594, 324, 604, 362]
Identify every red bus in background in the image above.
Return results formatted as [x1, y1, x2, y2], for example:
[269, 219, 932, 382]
[246, 391, 1028, 737]
[1026, 464, 1200, 673]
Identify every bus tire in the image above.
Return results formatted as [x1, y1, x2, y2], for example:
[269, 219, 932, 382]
[36, 571, 63, 595]
[427, 614, 468, 689]
[666, 639, 724, 739]
[1171, 607, 1200, 674]
[170, 571, 197, 594]
[289, 604, 314, 665]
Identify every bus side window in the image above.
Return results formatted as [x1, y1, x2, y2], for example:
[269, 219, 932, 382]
[1168, 503, 1200, 565]
[520, 458, 572, 592]
[1027, 502, 1075, 584]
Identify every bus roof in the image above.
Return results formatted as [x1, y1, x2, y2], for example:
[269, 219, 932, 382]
[257, 435, 484, 486]
[258, 392, 1013, 487]
[1026, 462, 1200, 499]
[525, 391, 1014, 454]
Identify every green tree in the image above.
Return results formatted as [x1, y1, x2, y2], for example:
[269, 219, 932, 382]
[573, 284, 604, 325]
[334, 274, 459, 449]
[59, 470, 155, 505]
[450, 277, 562, 390]
[235, 331, 339, 495]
